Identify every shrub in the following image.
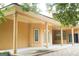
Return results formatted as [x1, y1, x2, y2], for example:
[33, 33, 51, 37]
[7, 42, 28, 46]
[0, 52, 11, 56]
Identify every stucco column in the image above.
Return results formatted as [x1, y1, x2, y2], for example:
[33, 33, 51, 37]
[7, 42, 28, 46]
[50, 31, 53, 47]
[71, 28, 74, 46]
[45, 22, 48, 48]
[61, 28, 63, 45]
[13, 11, 18, 54]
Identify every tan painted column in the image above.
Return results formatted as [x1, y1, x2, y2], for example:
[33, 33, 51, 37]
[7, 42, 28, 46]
[13, 11, 18, 54]
[61, 28, 63, 45]
[45, 22, 48, 48]
[71, 28, 74, 46]
[50, 31, 53, 46]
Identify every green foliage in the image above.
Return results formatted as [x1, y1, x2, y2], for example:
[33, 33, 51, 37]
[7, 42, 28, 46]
[0, 3, 5, 24]
[0, 5, 13, 24]
[46, 3, 79, 27]
[31, 3, 38, 13]
[21, 3, 31, 12]
[20, 3, 40, 13]
[0, 52, 11, 56]
[0, 10, 6, 24]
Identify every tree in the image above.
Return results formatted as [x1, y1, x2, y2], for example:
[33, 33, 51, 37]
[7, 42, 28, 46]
[20, 3, 40, 13]
[0, 3, 6, 24]
[0, 10, 6, 24]
[46, 3, 79, 27]
[46, 3, 54, 14]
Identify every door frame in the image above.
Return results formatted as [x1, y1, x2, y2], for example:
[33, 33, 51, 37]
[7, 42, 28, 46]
[74, 33, 78, 43]
[69, 33, 78, 43]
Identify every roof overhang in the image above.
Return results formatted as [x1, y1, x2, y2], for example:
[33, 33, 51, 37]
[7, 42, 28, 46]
[0, 3, 61, 29]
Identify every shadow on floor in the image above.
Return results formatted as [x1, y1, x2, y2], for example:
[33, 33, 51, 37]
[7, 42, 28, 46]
[33, 49, 60, 56]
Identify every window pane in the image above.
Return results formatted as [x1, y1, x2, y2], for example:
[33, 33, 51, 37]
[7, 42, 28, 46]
[56, 31, 61, 40]
[63, 31, 66, 40]
[35, 30, 38, 41]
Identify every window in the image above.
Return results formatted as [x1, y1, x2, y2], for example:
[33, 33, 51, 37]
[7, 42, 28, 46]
[34, 29, 39, 41]
[56, 31, 61, 40]
[63, 31, 66, 40]
[56, 31, 66, 40]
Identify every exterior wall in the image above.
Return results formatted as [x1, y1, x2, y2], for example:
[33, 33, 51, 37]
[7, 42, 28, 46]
[0, 20, 30, 50]
[29, 24, 42, 47]
[29, 23, 53, 47]
[0, 20, 13, 50]
[3, 18, 79, 48]
[18, 22, 29, 48]
[0, 19, 53, 50]
[29, 23, 44, 47]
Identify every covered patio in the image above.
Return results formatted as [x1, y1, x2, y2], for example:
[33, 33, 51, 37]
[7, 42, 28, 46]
[0, 4, 61, 55]
[0, 3, 79, 56]
[53, 26, 79, 45]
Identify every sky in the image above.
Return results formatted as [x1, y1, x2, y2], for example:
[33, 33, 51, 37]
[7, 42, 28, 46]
[0, 3, 52, 17]
[38, 3, 52, 17]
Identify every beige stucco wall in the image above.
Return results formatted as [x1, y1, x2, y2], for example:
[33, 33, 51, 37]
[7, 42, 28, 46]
[29, 23, 53, 47]
[0, 20, 30, 50]
[0, 19, 53, 50]
[3, 18, 79, 48]
[17, 22, 29, 48]
[0, 20, 13, 50]
[29, 23, 44, 47]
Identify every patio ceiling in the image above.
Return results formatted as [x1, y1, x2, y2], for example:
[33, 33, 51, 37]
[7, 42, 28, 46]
[16, 7, 61, 27]
[6, 14, 60, 30]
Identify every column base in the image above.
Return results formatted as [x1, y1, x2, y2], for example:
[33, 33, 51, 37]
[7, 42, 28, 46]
[13, 49, 17, 55]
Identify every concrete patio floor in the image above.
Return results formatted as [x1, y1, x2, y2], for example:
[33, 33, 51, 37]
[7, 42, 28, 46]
[16, 44, 73, 56]
[41, 44, 79, 56]
[0, 44, 79, 56]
